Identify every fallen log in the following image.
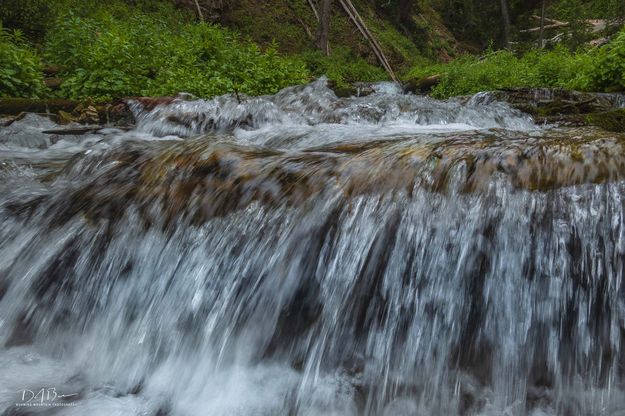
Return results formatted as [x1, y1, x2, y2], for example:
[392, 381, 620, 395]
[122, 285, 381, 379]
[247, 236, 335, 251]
[0, 98, 78, 116]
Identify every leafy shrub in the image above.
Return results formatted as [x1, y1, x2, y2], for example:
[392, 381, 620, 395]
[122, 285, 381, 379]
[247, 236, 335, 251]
[585, 30, 625, 92]
[407, 33, 625, 98]
[408, 50, 530, 98]
[44, 2, 310, 101]
[0, 27, 45, 98]
[150, 26, 309, 98]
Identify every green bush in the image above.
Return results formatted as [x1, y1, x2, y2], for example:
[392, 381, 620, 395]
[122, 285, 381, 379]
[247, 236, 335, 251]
[585, 30, 625, 91]
[0, 27, 45, 98]
[407, 32, 625, 98]
[407, 50, 530, 98]
[149, 26, 310, 98]
[44, 1, 310, 101]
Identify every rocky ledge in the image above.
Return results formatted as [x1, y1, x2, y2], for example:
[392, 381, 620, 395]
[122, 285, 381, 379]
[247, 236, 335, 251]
[482, 88, 625, 130]
[1, 87, 624, 133]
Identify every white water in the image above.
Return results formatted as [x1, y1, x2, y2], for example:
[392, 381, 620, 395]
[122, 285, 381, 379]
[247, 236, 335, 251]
[1, 80, 625, 416]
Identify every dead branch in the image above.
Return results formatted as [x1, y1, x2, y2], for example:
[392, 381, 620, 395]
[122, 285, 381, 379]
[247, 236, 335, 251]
[337, 0, 398, 83]
[307, 0, 320, 21]
[531, 15, 566, 25]
[193, 0, 205, 22]
[520, 22, 569, 33]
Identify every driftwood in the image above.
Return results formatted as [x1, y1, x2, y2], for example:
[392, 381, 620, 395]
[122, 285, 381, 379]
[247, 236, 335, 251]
[337, 0, 398, 83]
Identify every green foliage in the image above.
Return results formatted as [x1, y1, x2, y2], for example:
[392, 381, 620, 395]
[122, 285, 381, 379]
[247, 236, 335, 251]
[0, 27, 45, 98]
[43, 1, 309, 101]
[408, 32, 625, 98]
[585, 30, 625, 91]
[367, 18, 428, 68]
[0, 0, 51, 41]
[297, 47, 387, 87]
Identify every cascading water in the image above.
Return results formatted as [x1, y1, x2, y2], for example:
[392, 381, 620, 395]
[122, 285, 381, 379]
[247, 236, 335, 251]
[1, 79, 624, 416]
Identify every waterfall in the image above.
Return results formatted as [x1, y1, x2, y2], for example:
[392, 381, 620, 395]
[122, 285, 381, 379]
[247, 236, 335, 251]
[1, 79, 624, 416]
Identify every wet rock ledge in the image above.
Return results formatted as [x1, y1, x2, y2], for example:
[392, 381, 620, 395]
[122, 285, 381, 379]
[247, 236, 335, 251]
[1, 87, 624, 132]
[484, 88, 625, 130]
[0, 98, 135, 128]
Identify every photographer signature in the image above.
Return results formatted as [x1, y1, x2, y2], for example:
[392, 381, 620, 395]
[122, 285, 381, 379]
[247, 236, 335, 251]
[16, 388, 79, 407]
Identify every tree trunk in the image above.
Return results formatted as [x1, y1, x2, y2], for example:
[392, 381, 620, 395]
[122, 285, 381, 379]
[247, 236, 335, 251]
[316, 0, 332, 56]
[539, 0, 546, 48]
[500, 0, 511, 47]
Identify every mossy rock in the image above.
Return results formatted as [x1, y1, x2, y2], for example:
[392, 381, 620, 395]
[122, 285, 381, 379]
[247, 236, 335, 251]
[327, 80, 375, 98]
[535, 99, 581, 116]
[492, 88, 618, 116]
[404, 74, 441, 94]
[586, 110, 625, 133]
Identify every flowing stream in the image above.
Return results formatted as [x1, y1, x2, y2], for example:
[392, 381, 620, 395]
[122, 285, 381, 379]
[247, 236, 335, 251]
[1, 79, 625, 415]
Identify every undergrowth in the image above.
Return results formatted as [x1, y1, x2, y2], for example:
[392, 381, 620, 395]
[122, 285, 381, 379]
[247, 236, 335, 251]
[0, 26, 44, 98]
[408, 30, 625, 98]
[43, 1, 309, 101]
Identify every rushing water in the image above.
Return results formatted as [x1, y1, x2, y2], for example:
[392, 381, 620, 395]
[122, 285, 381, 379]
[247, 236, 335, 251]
[1, 80, 625, 416]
